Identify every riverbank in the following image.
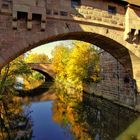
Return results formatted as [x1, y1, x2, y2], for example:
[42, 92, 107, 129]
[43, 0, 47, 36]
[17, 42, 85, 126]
[83, 83, 140, 113]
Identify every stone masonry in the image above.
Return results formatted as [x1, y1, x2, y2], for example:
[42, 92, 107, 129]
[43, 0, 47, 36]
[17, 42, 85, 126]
[28, 63, 55, 78]
[0, 0, 140, 101]
[94, 51, 137, 107]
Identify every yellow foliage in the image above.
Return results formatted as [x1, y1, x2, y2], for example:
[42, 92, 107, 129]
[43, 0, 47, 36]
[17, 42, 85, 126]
[66, 41, 99, 85]
[51, 45, 70, 74]
[25, 53, 49, 63]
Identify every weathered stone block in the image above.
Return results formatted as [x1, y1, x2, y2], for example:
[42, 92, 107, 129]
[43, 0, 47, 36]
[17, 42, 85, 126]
[111, 20, 117, 24]
[27, 21, 32, 30]
[28, 13, 32, 21]
[41, 22, 45, 31]
[12, 21, 17, 29]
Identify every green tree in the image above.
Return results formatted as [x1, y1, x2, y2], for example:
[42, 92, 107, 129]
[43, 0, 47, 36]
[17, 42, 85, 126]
[0, 56, 32, 95]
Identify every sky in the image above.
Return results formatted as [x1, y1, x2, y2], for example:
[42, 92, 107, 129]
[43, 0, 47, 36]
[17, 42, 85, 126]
[27, 40, 73, 58]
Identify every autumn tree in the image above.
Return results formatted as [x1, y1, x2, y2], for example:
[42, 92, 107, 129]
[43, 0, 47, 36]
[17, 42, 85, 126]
[51, 45, 70, 77]
[25, 53, 49, 63]
[51, 41, 100, 91]
[66, 41, 99, 85]
[0, 56, 31, 95]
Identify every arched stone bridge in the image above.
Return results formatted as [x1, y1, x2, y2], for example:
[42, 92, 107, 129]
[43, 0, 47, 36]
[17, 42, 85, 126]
[0, 0, 140, 92]
[28, 63, 55, 80]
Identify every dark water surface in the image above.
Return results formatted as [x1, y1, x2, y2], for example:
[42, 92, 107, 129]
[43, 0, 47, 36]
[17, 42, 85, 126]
[0, 87, 140, 140]
[29, 101, 74, 140]
[23, 91, 140, 140]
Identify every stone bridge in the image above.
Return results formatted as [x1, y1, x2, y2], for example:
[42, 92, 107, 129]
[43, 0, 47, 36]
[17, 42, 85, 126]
[28, 63, 55, 80]
[0, 0, 140, 92]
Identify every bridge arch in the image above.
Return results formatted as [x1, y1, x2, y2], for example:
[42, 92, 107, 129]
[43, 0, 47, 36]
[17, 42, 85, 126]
[0, 17, 140, 91]
[28, 63, 55, 81]
[31, 69, 53, 82]
[1, 31, 133, 74]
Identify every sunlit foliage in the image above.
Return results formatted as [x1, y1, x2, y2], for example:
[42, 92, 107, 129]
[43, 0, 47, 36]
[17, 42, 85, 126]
[66, 41, 99, 86]
[0, 56, 32, 95]
[24, 71, 45, 90]
[51, 41, 100, 91]
[25, 53, 49, 63]
[51, 45, 70, 75]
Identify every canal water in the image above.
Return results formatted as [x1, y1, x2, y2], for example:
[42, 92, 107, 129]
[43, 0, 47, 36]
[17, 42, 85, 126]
[0, 85, 140, 140]
[28, 101, 74, 140]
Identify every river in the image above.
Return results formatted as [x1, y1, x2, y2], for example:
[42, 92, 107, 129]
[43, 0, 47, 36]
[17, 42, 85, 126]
[0, 85, 140, 140]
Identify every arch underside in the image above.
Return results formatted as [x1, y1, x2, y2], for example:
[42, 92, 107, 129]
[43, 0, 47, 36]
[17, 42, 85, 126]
[32, 69, 54, 81]
[0, 31, 133, 77]
[27, 32, 133, 76]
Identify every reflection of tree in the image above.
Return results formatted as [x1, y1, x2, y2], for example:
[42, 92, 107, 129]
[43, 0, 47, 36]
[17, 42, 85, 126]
[0, 94, 32, 140]
[52, 89, 139, 140]
[83, 94, 140, 140]
[52, 98, 94, 140]
[52, 88, 92, 140]
[52, 101, 68, 127]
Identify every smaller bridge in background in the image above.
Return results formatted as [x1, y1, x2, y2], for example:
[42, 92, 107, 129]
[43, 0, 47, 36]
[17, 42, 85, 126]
[27, 63, 56, 81]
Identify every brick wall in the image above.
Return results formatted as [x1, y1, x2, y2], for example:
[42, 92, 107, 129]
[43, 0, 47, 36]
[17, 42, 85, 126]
[77, 0, 125, 27]
[92, 51, 136, 107]
[124, 5, 140, 43]
[0, 0, 126, 29]
[45, 0, 125, 27]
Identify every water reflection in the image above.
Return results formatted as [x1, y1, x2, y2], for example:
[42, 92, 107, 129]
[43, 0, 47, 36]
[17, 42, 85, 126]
[29, 101, 74, 140]
[0, 95, 32, 140]
[52, 97, 139, 140]
[0, 85, 140, 140]
[82, 93, 140, 140]
[52, 90, 140, 140]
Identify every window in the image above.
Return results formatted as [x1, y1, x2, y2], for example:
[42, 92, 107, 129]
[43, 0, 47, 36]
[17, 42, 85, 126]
[46, 9, 51, 15]
[2, 3, 9, 9]
[108, 6, 117, 14]
[32, 13, 41, 21]
[71, 0, 81, 8]
[53, 11, 58, 15]
[60, 11, 68, 16]
[17, 12, 27, 20]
